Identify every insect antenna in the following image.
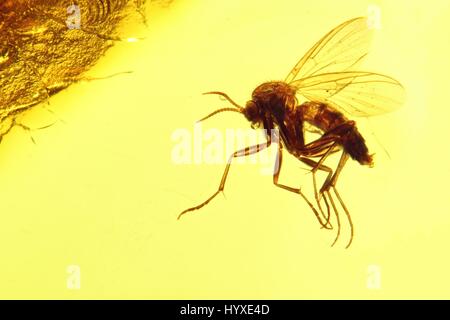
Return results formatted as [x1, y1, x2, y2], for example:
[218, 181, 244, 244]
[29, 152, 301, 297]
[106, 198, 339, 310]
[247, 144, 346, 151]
[197, 91, 244, 122]
[202, 91, 244, 110]
[197, 107, 242, 123]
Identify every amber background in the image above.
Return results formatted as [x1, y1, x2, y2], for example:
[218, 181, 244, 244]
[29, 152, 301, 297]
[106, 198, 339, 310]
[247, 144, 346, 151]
[0, 0, 448, 299]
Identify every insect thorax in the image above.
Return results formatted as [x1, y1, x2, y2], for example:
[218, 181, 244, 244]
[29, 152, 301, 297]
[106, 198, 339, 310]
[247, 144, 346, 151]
[245, 81, 297, 124]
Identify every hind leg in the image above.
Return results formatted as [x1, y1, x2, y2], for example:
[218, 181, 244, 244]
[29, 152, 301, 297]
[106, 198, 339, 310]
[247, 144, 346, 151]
[300, 151, 353, 248]
[273, 144, 331, 229]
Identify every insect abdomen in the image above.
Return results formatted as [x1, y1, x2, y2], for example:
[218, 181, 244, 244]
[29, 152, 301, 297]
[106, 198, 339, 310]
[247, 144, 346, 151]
[341, 125, 373, 166]
[301, 101, 346, 132]
[301, 101, 373, 166]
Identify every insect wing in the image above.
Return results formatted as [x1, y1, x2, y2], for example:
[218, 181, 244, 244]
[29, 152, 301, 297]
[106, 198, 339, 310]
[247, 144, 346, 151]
[285, 17, 373, 83]
[290, 71, 405, 117]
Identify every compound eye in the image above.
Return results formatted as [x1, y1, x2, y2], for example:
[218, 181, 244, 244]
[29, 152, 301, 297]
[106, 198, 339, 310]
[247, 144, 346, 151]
[244, 100, 260, 122]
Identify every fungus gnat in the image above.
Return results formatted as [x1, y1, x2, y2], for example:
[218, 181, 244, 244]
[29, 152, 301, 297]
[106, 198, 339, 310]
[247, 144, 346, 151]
[178, 17, 405, 248]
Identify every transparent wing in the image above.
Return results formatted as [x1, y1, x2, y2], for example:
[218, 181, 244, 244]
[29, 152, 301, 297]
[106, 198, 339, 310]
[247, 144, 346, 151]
[290, 71, 405, 117]
[285, 17, 373, 83]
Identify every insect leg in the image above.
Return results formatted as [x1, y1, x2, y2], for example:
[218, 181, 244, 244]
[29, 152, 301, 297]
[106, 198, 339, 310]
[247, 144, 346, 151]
[323, 151, 349, 193]
[273, 145, 332, 229]
[300, 151, 353, 248]
[299, 156, 343, 246]
[329, 151, 353, 248]
[178, 140, 271, 219]
[299, 156, 334, 227]
[297, 140, 339, 226]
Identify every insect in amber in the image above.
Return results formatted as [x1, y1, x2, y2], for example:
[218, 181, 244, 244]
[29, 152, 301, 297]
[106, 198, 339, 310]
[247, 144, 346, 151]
[178, 17, 405, 248]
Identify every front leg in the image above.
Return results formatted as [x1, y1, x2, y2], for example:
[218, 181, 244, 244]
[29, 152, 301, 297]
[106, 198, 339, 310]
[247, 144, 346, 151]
[178, 140, 271, 219]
